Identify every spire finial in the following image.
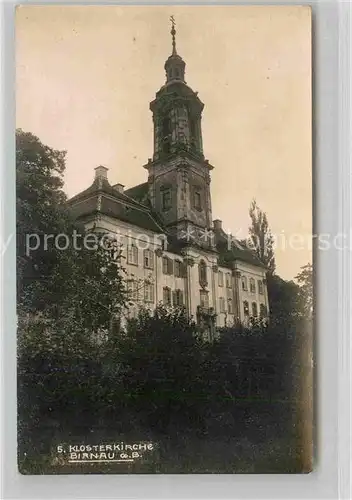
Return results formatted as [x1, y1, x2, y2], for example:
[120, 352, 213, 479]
[170, 15, 177, 55]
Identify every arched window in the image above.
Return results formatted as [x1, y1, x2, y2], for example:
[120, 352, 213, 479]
[252, 302, 258, 317]
[260, 304, 267, 318]
[198, 260, 207, 286]
[243, 301, 249, 316]
[241, 276, 248, 291]
[250, 278, 256, 293]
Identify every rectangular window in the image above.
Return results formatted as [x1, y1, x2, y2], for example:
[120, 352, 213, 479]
[194, 191, 202, 211]
[163, 287, 171, 306]
[127, 244, 138, 265]
[143, 249, 154, 269]
[127, 280, 138, 300]
[144, 283, 154, 303]
[226, 273, 232, 288]
[219, 297, 226, 313]
[174, 260, 183, 277]
[258, 280, 264, 295]
[161, 188, 172, 211]
[162, 256, 173, 275]
[218, 271, 224, 287]
[173, 289, 184, 307]
[200, 290, 209, 308]
[250, 278, 256, 294]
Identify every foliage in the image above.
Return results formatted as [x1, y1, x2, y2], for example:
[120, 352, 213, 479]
[18, 306, 303, 472]
[248, 199, 276, 274]
[17, 129, 68, 310]
[17, 130, 128, 468]
[295, 263, 313, 318]
[16, 128, 127, 331]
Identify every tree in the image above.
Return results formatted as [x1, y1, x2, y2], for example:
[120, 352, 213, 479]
[295, 263, 313, 318]
[16, 129, 127, 329]
[16, 129, 69, 310]
[17, 131, 128, 471]
[248, 199, 276, 274]
[266, 274, 304, 326]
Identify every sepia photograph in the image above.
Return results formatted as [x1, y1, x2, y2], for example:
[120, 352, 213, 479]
[16, 5, 312, 474]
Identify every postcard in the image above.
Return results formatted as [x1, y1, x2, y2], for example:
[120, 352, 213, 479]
[16, 5, 312, 474]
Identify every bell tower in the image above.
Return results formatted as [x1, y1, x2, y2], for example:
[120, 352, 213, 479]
[144, 17, 215, 249]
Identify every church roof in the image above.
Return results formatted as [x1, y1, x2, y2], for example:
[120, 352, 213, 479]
[124, 182, 149, 205]
[68, 177, 165, 234]
[214, 228, 266, 269]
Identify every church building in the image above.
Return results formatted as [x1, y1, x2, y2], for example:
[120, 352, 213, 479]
[68, 21, 269, 336]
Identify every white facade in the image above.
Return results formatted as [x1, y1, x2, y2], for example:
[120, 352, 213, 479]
[82, 210, 268, 330]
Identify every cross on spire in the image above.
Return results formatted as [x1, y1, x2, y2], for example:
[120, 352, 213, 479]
[170, 15, 177, 55]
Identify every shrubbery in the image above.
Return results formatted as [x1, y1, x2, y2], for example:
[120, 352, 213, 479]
[18, 305, 305, 473]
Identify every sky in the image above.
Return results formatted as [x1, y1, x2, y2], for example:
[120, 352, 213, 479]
[16, 5, 312, 280]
